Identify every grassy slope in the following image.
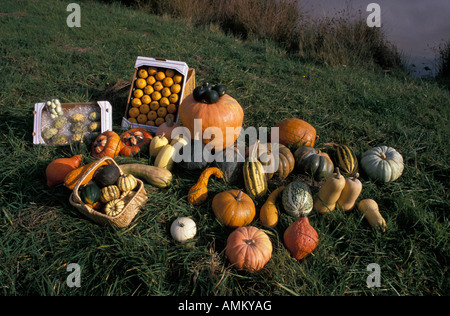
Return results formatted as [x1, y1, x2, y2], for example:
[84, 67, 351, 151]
[0, 0, 448, 296]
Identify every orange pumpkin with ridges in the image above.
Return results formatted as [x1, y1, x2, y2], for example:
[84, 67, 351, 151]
[274, 118, 317, 149]
[178, 93, 244, 150]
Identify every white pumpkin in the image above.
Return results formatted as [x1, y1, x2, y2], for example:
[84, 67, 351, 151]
[361, 146, 404, 182]
[170, 217, 197, 242]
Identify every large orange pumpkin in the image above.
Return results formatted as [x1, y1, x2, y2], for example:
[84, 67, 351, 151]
[178, 93, 244, 150]
[212, 190, 255, 228]
[225, 226, 273, 271]
[119, 128, 153, 157]
[92, 131, 123, 159]
[274, 118, 317, 149]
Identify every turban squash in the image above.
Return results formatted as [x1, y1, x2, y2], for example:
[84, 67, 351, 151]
[92, 131, 123, 159]
[119, 128, 153, 157]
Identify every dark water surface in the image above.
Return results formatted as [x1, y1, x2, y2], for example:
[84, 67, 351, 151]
[300, 0, 450, 77]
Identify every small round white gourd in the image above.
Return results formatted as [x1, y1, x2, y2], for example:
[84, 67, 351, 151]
[170, 217, 197, 242]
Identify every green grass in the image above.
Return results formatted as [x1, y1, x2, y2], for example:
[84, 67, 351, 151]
[0, 0, 449, 296]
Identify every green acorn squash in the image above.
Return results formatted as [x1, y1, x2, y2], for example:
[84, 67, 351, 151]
[294, 145, 334, 182]
[80, 183, 101, 205]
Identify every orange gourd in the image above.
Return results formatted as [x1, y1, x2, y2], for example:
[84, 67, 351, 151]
[212, 190, 255, 228]
[283, 215, 319, 260]
[187, 167, 223, 206]
[64, 159, 111, 190]
[178, 93, 244, 150]
[336, 173, 362, 211]
[225, 226, 273, 271]
[259, 186, 285, 228]
[313, 168, 346, 214]
[46, 155, 82, 187]
[274, 118, 317, 149]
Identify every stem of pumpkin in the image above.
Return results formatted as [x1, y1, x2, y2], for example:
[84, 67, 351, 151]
[236, 190, 243, 202]
[380, 152, 387, 160]
[244, 239, 255, 246]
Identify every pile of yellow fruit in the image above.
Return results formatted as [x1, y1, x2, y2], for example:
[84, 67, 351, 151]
[127, 67, 184, 126]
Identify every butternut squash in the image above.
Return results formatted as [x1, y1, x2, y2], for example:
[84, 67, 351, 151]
[358, 199, 386, 232]
[313, 168, 346, 214]
[336, 173, 362, 211]
[260, 186, 285, 228]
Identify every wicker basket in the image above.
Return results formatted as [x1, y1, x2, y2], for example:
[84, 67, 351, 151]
[69, 156, 147, 228]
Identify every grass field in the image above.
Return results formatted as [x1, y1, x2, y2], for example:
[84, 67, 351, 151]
[0, 0, 449, 296]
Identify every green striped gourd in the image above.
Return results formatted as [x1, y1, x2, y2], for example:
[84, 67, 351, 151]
[117, 174, 138, 192]
[335, 144, 358, 176]
[282, 181, 313, 217]
[100, 185, 121, 203]
[243, 141, 268, 199]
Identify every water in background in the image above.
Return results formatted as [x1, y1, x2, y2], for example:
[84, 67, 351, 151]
[300, 0, 450, 77]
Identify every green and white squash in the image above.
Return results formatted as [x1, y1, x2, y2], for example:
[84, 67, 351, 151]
[100, 185, 121, 203]
[361, 146, 404, 182]
[117, 174, 138, 192]
[105, 199, 125, 217]
[282, 181, 313, 217]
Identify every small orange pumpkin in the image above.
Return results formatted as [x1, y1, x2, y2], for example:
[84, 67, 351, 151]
[119, 128, 153, 157]
[225, 226, 273, 271]
[212, 190, 255, 228]
[92, 131, 123, 159]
